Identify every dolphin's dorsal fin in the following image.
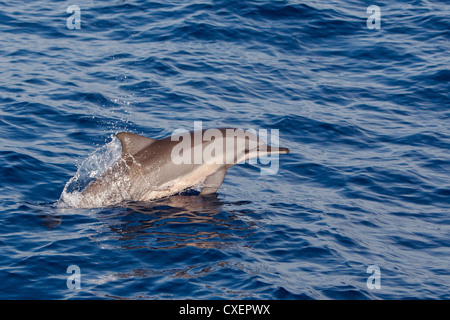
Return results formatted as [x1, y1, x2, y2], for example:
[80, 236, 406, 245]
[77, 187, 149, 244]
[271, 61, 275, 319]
[200, 168, 228, 195]
[116, 132, 157, 158]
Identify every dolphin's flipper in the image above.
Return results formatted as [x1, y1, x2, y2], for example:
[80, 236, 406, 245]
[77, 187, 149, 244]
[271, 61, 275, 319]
[116, 132, 157, 158]
[200, 168, 227, 195]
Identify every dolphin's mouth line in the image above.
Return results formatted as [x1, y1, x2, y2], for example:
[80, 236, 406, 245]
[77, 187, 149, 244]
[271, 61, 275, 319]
[253, 146, 290, 154]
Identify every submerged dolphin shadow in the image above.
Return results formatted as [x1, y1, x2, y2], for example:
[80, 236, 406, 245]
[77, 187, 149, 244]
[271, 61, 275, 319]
[93, 192, 258, 251]
[46, 191, 258, 251]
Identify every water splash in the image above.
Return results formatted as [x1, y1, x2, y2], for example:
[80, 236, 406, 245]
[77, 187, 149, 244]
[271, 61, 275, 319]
[58, 135, 122, 208]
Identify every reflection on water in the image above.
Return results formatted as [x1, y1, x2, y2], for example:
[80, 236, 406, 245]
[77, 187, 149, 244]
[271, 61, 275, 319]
[94, 193, 258, 251]
[44, 192, 261, 298]
[46, 191, 258, 251]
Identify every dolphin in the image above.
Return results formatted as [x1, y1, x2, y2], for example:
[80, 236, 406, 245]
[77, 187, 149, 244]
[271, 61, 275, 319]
[75, 128, 289, 208]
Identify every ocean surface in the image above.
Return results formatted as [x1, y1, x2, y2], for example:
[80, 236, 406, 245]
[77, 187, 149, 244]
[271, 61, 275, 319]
[0, 0, 449, 299]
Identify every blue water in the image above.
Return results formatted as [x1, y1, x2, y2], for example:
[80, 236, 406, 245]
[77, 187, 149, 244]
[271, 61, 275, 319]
[0, 0, 449, 299]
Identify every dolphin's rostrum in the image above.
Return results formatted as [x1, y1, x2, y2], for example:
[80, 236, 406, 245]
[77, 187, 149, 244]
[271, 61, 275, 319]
[74, 128, 289, 208]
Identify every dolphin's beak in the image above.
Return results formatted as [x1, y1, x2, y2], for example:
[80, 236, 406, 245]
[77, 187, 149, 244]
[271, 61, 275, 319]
[264, 146, 290, 155]
[278, 147, 290, 154]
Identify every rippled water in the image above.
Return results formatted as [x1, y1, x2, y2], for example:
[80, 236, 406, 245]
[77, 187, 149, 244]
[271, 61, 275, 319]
[1, 0, 449, 299]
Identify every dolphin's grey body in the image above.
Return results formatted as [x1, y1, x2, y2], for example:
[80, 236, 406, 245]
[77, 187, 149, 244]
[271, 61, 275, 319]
[76, 128, 289, 208]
